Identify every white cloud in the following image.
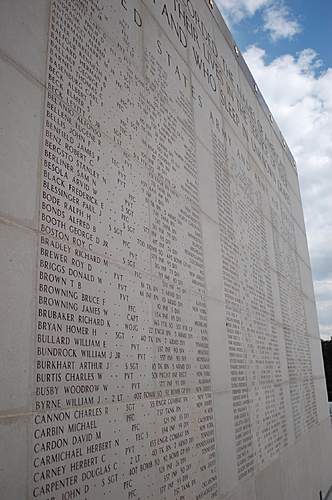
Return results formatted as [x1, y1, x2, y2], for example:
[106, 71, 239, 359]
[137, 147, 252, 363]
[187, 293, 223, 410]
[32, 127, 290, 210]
[215, 0, 271, 22]
[215, 0, 301, 41]
[243, 46, 332, 339]
[263, 4, 301, 40]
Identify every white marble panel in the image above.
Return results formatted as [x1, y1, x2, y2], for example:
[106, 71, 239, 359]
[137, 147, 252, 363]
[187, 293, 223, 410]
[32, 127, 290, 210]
[299, 258, 316, 301]
[318, 418, 332, 495]
[197, 143, 219, 223]
[201, 214, 224, 299]
[207, 298, 230, 394]
[254, 460, 283, 500]
[270, 270, 283, 326]
[0, 58, 43, 227]
[223, 475, 256, 500]
[279, 436, 311, 500]
[314, 377, 329, 423]
[213, 391, 238, 496]
[303, 295, 320, 338]
[310, 337, 326, 378]
[282, 382, 296, 447]
[0, 416, 28, 500]
[290, 195, 307, 234]
[294, 220, 311, 267]
[283, 151, 301, 203]
[0, 0, 49, 83]
[0, 223, 36, 414]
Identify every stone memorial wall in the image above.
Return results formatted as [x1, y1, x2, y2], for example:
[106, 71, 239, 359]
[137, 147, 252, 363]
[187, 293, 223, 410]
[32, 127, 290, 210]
[0, 1, 331, 499]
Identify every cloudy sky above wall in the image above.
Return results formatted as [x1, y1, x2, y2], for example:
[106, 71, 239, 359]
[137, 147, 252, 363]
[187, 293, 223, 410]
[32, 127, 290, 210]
[215, 0, 332, 340]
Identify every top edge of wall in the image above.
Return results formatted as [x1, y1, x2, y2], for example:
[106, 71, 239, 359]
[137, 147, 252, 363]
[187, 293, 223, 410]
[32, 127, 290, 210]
[205, 0, 297, 171]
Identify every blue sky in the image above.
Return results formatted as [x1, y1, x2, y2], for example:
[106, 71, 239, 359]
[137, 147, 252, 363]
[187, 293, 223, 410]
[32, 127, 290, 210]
[215, 0, 332, 340]
[229, 0, 332, 68]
